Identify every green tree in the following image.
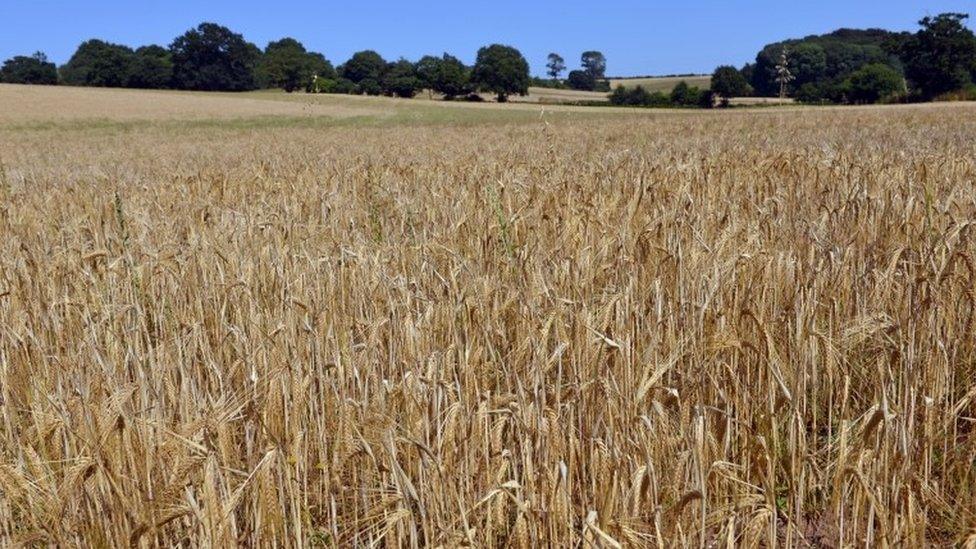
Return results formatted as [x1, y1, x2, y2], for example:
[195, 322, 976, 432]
[580, 51, 606, 79]
[382, 58, 421, 98]
[340, 50, 387, 84]
[893, 13, 976, 98]
[789, 43, 828, 88]
[170, 23, 260, 91]
[415, 55, 441, 92]
[844, 63, 905, 103]
[697, 89, 716, 108]
[566, 69, 595, 91]
[711, 65, 750, 104]
[546, 53, 566, 80]
[670, 81, 691, 104]
[669, 81, 707, 106]
[471, 44, 530, 102]
[435, 55, 470, 98]
[609, 85, 634, 105]
[0, 52, 58, 85]
[306, 53, 336, 86]
[128, 45, 173, 89]
[417, 54, 470, 99]
[820, 40, 890, 78]
[750, 29, 898, 97]
[258, 38, 332, 92]
[60, 39, 134, 87]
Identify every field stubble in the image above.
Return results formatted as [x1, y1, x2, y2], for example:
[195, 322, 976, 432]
[1, 93, 975, 546]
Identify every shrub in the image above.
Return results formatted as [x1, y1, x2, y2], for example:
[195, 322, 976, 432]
[530, 77, 565, 89]
[934, 82, 976, 101]
[795, 82, 831, 104]
[308, 76, 356, 94]
[670, 81, 710, 107]
[609, 85, 672, 107]
[645, 90, 671, 106]
[609, 85, 631, 105]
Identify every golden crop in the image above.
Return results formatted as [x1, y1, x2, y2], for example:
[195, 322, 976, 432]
[1, 86, 975, 546]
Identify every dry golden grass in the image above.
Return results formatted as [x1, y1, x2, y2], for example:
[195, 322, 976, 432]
[404, 87, 609, 105]
[0, 84, 384, 125]
[1, 86, 976, 547]
[0, 84, 636, 133]
[515, 87, 609, 104]
[728, 96, 796, 106]
[609, 75, 712, 93]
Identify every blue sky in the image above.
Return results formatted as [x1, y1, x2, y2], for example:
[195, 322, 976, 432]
[1, 1, 972, 76]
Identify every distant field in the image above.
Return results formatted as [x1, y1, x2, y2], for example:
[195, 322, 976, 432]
[516, 87, 609, 104]
[610, 74, 711, 92]
[608, 77, 800, 105]
[399, 86, 609, 105]
[0, 84, 631, 131]
[729, 96, 795, 106]
[0, 84, 383, 125]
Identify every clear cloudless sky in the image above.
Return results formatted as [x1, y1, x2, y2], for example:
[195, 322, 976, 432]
[1, 1, 973, 77]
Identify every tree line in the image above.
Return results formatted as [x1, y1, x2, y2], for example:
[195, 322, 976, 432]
[2, 13, 974, 107]
[739, 13, 976, 104]
[607, 12, 976, 108]
[0, 22, 537, 101]
[0, 22, 559, 102]
[540, 51, 611, 92]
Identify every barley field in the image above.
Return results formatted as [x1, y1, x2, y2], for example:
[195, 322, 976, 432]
[1, 84, 975, 547]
